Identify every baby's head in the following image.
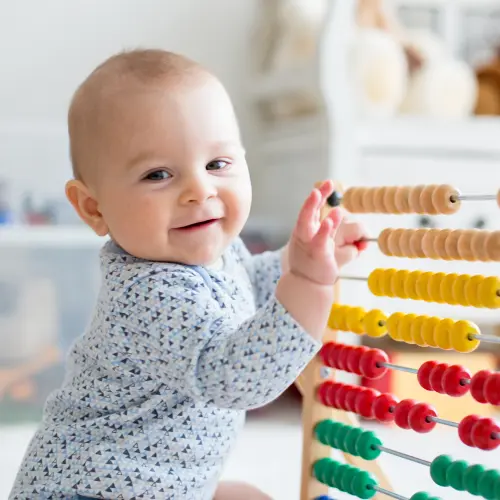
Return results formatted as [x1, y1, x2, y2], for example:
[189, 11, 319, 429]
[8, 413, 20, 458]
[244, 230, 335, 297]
[66, 49, 251, 266]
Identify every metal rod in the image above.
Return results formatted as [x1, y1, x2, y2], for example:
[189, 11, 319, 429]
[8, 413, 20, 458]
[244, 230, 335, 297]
[339, 276, 367, 282]
[372, 486, 408, 500]
[455, 194, 497, 202]
[376, 445, 431, 467]
[470, 333, 500, 345]
[428, 416, 459, 428]
[378, 362, 418, 375]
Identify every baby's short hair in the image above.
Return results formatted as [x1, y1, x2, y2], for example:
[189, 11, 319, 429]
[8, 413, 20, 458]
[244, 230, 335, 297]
[68, 49, 206, 181]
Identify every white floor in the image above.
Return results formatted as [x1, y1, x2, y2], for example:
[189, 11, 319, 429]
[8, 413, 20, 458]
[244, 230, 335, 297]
[2, 393, 499, 500]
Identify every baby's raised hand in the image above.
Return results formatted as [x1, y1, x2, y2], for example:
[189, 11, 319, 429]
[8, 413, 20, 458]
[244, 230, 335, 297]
[288, 180, 343, 286]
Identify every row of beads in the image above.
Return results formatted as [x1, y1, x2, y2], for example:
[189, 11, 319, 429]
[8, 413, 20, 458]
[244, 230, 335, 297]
[368, 268, 500, 309]
[313, 458, 377, 499]
[387, 312, 479, 352]
[378, 228, 500, 262]
[318, 381, 500, 450]
[343, 185, 460, 215]
[328, 304, 387, 338]
[431, 455, 500, 499]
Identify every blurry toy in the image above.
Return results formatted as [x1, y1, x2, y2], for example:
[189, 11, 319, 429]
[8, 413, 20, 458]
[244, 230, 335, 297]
[351, 0, 477, 119]
[474, 48, 500, 115]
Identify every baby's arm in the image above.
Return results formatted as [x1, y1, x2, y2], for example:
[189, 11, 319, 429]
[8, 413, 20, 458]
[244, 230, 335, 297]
[115, 267, 320, 410]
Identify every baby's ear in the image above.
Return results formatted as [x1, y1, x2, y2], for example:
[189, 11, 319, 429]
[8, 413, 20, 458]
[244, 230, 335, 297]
[65, 179, 109, 236]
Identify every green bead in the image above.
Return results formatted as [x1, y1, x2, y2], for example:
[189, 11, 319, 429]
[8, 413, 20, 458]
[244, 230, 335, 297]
[344, 427, 364, 456]
[409, 493, 431, 500]
[355, 431, 382, 461]
[446, 459, 468, 491]
[333, 424, 350, 452]
[340, 465, 358, 493]
[351, 470, 377, 499]
[313, 458, 335, 485]
[430, 455, 453, 487]
[495, 475, 500, 499]
[463, 463, 485, 495]
[328, 422, 344, 448]
[314, 420, 331, 446]
[335, 464, 352, 491]
[478, 469, 500, 500]
[325, 460, 340, 488]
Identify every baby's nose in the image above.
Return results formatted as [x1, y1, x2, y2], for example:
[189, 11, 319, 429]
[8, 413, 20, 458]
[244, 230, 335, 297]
[180, 176, 217, 204]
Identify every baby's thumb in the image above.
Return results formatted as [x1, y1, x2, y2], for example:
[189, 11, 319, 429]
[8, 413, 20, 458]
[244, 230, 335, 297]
[335, 244, 359, 268]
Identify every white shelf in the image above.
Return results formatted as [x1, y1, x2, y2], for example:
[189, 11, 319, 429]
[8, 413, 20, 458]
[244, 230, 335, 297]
[0, 225, 104, 248]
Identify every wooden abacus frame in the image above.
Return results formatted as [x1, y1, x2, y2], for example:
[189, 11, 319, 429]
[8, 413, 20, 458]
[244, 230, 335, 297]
[296, 184, 392, 500]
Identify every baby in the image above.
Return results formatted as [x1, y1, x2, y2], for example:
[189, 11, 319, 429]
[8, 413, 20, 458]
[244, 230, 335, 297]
[10, 49, 367, 500]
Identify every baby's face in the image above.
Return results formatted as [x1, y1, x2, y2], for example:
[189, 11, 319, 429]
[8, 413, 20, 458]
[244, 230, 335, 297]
[90, 77, 251, 265]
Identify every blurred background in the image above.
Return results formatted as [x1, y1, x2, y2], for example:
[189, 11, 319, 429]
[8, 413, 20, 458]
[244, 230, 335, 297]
[2, 0, 500, 498]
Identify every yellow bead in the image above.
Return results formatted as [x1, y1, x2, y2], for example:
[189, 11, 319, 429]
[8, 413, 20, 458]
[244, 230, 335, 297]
[404, 271, 421, 300]
[327, 304, 342, 330]
[416, 272, 433, 301]
[363, 309, 387, 338]
[422, 316, 440, 347]
[465, 275, 485, 308]
[435, 318, 454, 350]
[368, 269, 384, 296]
[440, 273, 459, 305]
[336, 306, 351, 331]
[387, 312, 405, 341]
[451, 320, 480, 353]
[381, 268, 397, 297]
[392, 270, 410, 299]
[478, 276, 500, 309]
[428, 272, 446, 303]
[399, 313, 417, 344]
[346, 307, 366, 334]
[453, 274, 471, 306]
[411, 315, 429, 347]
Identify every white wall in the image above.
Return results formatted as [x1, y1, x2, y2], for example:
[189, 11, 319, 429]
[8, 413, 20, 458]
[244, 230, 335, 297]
[0, 0, 258, 217]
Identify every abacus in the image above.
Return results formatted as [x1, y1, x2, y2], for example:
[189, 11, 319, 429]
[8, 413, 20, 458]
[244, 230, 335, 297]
[297, 183, 500, 500]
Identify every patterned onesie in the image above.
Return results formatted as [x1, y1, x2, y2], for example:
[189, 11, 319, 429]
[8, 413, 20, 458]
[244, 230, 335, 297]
[10, 237, 320, 500]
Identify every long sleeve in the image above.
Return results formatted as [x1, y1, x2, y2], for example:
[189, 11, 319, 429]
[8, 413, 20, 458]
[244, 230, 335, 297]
[109, 265, 320, 411]
[232, 237, 285, 308]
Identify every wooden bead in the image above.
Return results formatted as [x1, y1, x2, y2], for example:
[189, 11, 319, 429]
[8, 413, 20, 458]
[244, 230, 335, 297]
[342, 188, 355, 212]
[434, 229, 453, 260]
[421, 229, 441, 259]
[408, 185, 425, 213]
[373, 187, 387, 213]
[409, 229, 427, 258]
[444, 230, 462, 260]
[362, 188, 376, 213]
[471, 231, 490, 262]
[399, 229, 414, 258]
[350, 187, 365, 213]
[486, 231, 500, 261]
[420, 185, 439, 215]
[378, 228, 393, 256]
[387, 228, 405, 256]
[433, 184, 461, 214]
[394, 186, 411, 213]
[497, 189, 500, 209]
[457, 229, 479, 261]
[383, 186, 400, 214]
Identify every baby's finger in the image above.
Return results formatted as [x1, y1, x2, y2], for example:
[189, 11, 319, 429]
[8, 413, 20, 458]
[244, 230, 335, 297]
[317, 180, 335, 206]
[325, 207, 344, 236]
[295, 189, 321, 241]
[310, 217, 333, 252]
[335, 221, 368, 248]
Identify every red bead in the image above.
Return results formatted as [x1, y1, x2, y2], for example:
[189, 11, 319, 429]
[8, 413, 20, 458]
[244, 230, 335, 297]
[354, 388, 380, 419]
[484, 373, 500, 405]
[373, 393, 399, 423]
[471, 418, 500, 451]
[337, 346, 356, 371]
[407, 402, 437, 433]
[346, 346, 370, 375]
[417, 360, 439, 391]
[319, 342, 336, 368]
[442, 365, 471, 397]
[344, 386, 364, 413]
[317, 381, 332, 406]
[458, 414, 481, 447]
[470, 370, 492, 404]
[394, 399, 417, 429]
[429, 363, 449, 394]
[335, 384, 354, 411]
[359, 348, 389, 379]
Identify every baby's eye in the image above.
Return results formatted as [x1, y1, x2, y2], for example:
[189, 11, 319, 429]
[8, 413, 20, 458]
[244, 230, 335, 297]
[206, 159, 229, 171]
[144, 169, 171, 181]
